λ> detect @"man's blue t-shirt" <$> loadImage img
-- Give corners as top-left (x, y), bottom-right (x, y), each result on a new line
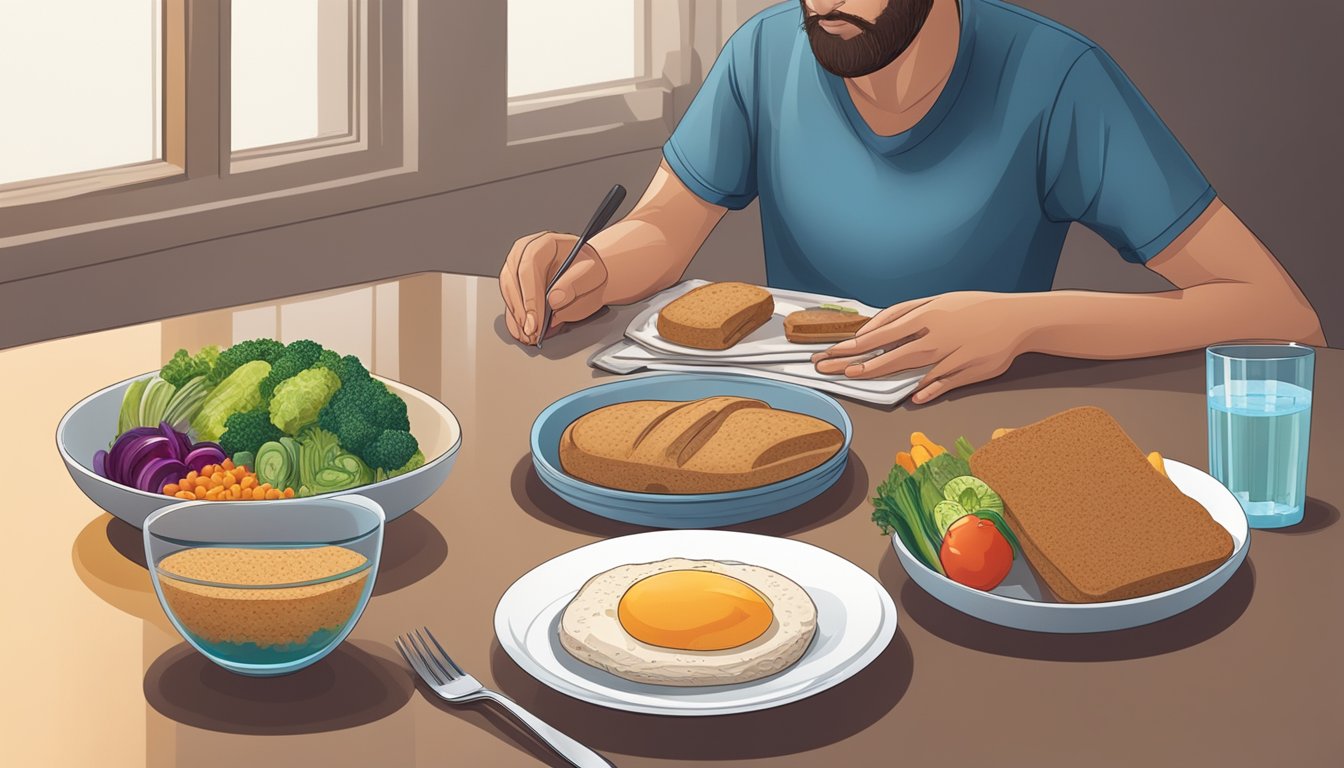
top-left (663, 0), bottom-right (1215, 306)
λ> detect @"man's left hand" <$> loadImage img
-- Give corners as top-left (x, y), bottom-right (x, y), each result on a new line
top-left (812, 292), bottom-right (1031, 404)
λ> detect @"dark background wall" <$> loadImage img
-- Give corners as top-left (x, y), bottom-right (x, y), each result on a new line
top-left (1, 0), bottom-right (1338, 348)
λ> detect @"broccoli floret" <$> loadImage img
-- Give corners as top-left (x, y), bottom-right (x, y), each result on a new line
top-left (367, 389), bottom-right (410, 431)
top-left (312, 354), bottom-right (417, 467)
top-left (219, 408), bottom-right (285, 458)
top-left (160, 345), bottom-right (220, 389)
top-left (334, 354), bottom-right (373, 385)
top-left (258, 355), bottom-right (309, 401)
top-left (256, 340), bottom-right (327, 400)
top-left (363, 429), bottom-right (419, 471)
top-left (283, 339), bottom-right (325, 366)
top-left (210, 339), bottom-right (285, 385)
top-left (314, 349), bottom-right (341, 372)
top-left (319, 406), bottom-right (382, 454)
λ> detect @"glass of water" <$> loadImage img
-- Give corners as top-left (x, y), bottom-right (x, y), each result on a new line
top-left (1207, 343), bottom-right (1315, 529)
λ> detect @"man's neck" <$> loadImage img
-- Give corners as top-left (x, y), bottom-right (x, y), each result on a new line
top-left (845, 0), bottom-right (961, 119)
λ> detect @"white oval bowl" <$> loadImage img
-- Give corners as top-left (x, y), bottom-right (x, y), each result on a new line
top-left (56, 372), bottom-right (461, 528)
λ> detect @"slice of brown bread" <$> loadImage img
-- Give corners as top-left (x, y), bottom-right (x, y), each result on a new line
top-left (783, 309), bottom-right (871, 343)
top-left (656, 282), bottom-right (774, 350)
top-left (559, 397), bottom-right (843, 494)
top-left (968, 406), bottom-right (1234, 603)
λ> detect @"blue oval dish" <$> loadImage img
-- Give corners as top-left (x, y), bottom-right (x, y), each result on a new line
top-left (529, 373), bottom-right (853, 528)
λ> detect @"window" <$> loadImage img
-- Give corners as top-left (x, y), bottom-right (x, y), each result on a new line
top-left (504, 0), bottom-right (698, 149)
top-left (231, 0), bottom-right (353, 152)
top-left (508, 0), bottom-right (641, 98)
top-left (0, 0), bottom-right (175, 193)
top-left (0, 2), bottom-right (776, 286)
top-left (0, 0), bottom-right (409, 252)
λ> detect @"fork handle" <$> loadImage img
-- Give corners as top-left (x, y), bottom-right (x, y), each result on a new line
top-left (479, 689), bottom-right (614, 768)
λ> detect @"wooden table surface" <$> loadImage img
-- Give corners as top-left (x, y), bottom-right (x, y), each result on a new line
top-left (4, 272), bottom-right (1339, 767)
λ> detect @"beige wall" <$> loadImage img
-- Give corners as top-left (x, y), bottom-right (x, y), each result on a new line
top-left (1, 0), bottom-right (1338, 348)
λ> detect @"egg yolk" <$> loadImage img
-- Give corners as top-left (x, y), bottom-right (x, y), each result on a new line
top-left (617, 570), bottom-right (773, 651)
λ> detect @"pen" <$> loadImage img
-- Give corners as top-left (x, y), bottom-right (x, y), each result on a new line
top-left (537, 183), bottom-right (627, 348)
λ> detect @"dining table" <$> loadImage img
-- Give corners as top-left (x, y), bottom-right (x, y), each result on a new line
top-left (4, 270), bottom-right (1340, 768)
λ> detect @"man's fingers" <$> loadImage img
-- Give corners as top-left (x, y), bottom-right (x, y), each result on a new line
top-left (842, 342), bottom-right (944, 380)
top-left (819, 317), bottom-right (925, 361)
top-left (502, 231), bottom-right (549, 328)
top-left (518, 234), bottom-right (561, 342)
top-left (504, 307), bottom-right (524, 343)
top-left (910, 352), bottom-right (1012, 403)
top-left (546, 250), bottom-right (604, 311)
top-left (911, 365), bottom-right (983, 404)
top-left (855, 297), bottom-right (935, 337)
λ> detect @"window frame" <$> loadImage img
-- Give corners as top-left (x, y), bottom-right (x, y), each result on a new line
top-left (0, 0), bottom-right (754, 285)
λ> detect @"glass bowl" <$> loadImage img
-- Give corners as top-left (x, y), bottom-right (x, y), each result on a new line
top-left (143, 494), bottom-right (384, 676)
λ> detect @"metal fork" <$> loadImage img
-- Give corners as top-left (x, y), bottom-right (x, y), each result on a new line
top-left (396, 628), bottom-right (614, 768)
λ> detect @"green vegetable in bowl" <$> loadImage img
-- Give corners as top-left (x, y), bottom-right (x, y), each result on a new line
top-left (363, 430), bottom-right (420, 473)
top-left (162, 375), bottom-right (212, 432)
top-left (115, 377), bottom-right (179, 439)
top-left (873, 443), bottom-right (1018, 577)
top-left (258, 339), bottom-right (328, 401)
top-left (942, 476), bottom-right (1004, 516)
top-left (219, 408), bottom-right (284, 459)
top-left (193, 360), bottom-right (271, 441)
top-left (268, 367), bottom-right (342, 435)
top-left (375, 450), bottom-right (425, 482)
top-left (117, 378), bottom-right (150, 436)
top-left (231, 451), bottom-right (255, 471)
top-left (316, 355), bottom-right (416, 470)
top-left (208, 339), bottom-right (284, 386)
top-left (295, 426), bottom-right (372, 495)
top-left (160, 345), bottom-right (220, 389)
top-left (255, 440), bottom-right (298, 490)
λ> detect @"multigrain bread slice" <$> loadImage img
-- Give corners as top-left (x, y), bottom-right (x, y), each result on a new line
top-left (559, 396), bottom-right (843, 493)
top-left (968, 406), bottom-right (1234, 603)
top-left (783, 309), bottom-right (871, 343)
top-left (656, 282), bottom-right (774, 350)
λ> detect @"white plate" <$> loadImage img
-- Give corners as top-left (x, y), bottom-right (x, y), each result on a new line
top-left (494, 530), bottom-right (898, 716)
top-left (626, 280), bottom-right (882, 363)
top-left (893, 459), bottom-right (1250, 633)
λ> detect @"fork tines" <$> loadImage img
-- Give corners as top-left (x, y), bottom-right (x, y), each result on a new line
top-left (396, 627), bottom-right (466, 686)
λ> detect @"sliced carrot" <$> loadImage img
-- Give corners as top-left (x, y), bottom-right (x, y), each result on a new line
top-left (911, 444), bottom-right (933, 467)
top-left (895, 451), bottom-right (916, 475)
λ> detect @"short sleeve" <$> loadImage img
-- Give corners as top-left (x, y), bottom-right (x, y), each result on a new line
top-left (1040, 47), bottom-right (1215, 263)
top-left (663, 22), bottom-right (760, 210)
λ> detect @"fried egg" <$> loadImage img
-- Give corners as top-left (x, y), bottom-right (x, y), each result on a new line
top-left (558, 558), bottom-right (817, 687)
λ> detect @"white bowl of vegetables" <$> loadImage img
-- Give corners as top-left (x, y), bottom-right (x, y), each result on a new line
top-left (56, 339), bottom-right (462, 528)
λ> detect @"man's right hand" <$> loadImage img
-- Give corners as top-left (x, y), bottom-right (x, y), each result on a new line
top-left (499, 231), bottom-right (609, 345)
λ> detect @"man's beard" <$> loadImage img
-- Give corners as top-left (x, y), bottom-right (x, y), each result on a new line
top-left (802, 0), bottom-right (936, 78)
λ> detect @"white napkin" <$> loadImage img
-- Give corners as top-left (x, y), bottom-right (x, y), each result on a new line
top-left (588, 338), bottom-right (928, 407)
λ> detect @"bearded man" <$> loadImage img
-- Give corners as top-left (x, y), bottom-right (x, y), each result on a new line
top-left (499, 0), bottom-right (1323, 402)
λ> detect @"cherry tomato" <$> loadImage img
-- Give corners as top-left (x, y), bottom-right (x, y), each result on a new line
top-left (939, 515), bottom-right (1012, 591)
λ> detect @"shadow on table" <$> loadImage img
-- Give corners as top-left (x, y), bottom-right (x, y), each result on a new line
top-left (880, 548), bottom-right (1255, 662)
top-left (484, 631), bottom-right (914, 762)
top-left (144, 640), bottom-right (413, 735)
top-left (1259, 497), bottom-right (1339, 535)
top-left (71, 515), bottom-right (171, 628)
top-left (510, 450), bottom-right (867, 537)
top-left (491, 307), bottom-right (618, 362)
top-left (373, 510), bottom-right (449, 595)
top-left (904, 350), bottom-right (1207, 408)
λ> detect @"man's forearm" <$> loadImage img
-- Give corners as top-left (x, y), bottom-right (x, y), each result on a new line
top-left (1018, 285), bottom-right (1325, 360)
top-left (586, 161), bottom-right (727, 307)
top-left (586, 217), bottom-right (697, 306)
